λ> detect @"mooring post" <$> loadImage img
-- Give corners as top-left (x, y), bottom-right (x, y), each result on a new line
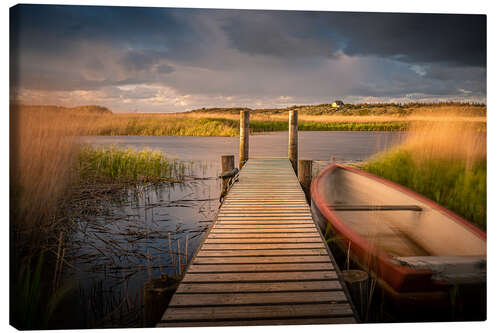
top-left (342, 270), bottom-right (369, 322)
top-left (239, 110), bottom-right (250, 169)
top-left (298, 160), bottom-right (313, 201)
top-left (288, 109), bottom-right (298, 174)
top-left (221, 155), bottom-right (235, 194)
top-left (143, 275), bottom-right (180, 327)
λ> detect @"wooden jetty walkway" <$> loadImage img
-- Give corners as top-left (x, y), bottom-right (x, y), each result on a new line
top-left (158, 158), bottom-right (357, 327)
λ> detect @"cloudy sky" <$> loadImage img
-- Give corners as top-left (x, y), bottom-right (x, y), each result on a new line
top-left (10, 4), bottom-right (486, 112)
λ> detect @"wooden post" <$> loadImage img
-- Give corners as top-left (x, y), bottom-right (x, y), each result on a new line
top-left (342, 269), bottom-right (369, 322)
top-left (143, 275), bottom-right (180, 327)
top-left (239, 110), bottom-right (249, 169)
top-left (288, 109), bottom-right (298, 174)
top-left (299, 160), bottom-right (313, 201)
top-left (221, 155), bottom-right (235, 195)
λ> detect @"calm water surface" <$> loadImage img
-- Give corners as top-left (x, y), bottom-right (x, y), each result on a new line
top-left (64, 131), bottom-right (403, 327)
top-left (82, 131), bottom-right (403, 162)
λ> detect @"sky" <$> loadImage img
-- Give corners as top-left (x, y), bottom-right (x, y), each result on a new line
top-left (10, 4), bottom-right (486, 112)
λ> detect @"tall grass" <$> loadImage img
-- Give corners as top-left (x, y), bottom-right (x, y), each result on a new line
top-left (11, 107), bottom-right (84, 253)
top-left (92, 116), bottom-right (238, 136)
top-left (9, 106), bottom-right (193, 329)
top-left (363, 121), bottom-right (486, 229)
top-left (78, 146), bottom-right (188, 184)
top-left (248, 120), bottom-right (408, 132)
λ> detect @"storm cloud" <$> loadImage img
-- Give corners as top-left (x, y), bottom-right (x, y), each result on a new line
top-left (10, 5), bottom-right (486, 112)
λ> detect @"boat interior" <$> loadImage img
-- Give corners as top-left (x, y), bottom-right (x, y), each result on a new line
top-left (319, 167), bottom-right (486, 282)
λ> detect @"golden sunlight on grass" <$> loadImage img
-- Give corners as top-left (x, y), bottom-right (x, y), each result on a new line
top-left (11, 108), bottom-right (85, 251)
top-left (364, 118), bottom-right (486, 229)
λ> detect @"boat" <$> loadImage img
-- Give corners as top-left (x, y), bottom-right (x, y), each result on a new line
top-left (310, 162), bottom-right (486, 311)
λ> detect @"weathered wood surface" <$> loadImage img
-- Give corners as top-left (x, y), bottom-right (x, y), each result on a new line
top-left (158, 158), bottom-right (356, 327)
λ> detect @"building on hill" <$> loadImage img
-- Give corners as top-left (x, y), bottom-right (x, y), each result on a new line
top-left (332, 100), bottom-right (344, 108)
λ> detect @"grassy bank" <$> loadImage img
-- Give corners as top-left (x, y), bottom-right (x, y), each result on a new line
top-left (189, 102), bottom-right (486, 117)
top-left (249, 120), bottom-right (408, 132)
top-left (13, 104), bottom-right (486, 138)
top-left (362, 121), bottom-right (486, 230)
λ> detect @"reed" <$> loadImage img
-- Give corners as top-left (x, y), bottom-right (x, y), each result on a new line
top-left (363, 120), bottom-right (486, 229)
top-left (91, 116), bottom-right (238, 137)
top-left (10, 107), bottom-right (84, 254)
top-left (78, 146), bottom-right (188, 184)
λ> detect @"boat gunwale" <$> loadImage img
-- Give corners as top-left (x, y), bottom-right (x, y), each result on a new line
top-left (310, 162), bottom-right (486, 292)
top-left (333, 164), bottom-right (486, 241)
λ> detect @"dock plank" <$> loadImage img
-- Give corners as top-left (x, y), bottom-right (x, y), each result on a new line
top-left (193, 255), bottom-right (332, 264)
top-left (188, 263), bottom-right (334, 273)
top-left (205, 237), bottom-right (323, 243)
top-left (158, 317), bottom-right (357, 327)
top-left (169, 291), bottom-right (347, 306)
top-left (182, 271), bottom-right (337, 282)
top-left (176, 280), bottom-right (343, 293)
top-left (196, 249), bottom-right (328, 256)
top-left (201, 243), bottom-right (325, 250)
top-left (161, 303), bottom-right (353, 322)
top-left (208, 232), bottom-right (320, 238)
top-left (159, 158), bottom-right (356, 327)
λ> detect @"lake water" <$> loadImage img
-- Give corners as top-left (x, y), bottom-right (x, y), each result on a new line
top-left (82, 131), bottom-right (403, 162)
top-left (63, 131), bottom-right (404, 328)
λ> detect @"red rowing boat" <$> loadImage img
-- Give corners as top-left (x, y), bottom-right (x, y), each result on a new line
top-left (311, 162), bottom-right (486, 306)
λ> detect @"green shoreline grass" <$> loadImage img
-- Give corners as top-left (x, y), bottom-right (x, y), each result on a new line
top-left (78, 146), bottom-right (189, 184)
top-left (93, 118), bottom-right (410, 136)
top-left (362, 149), bottom-right (486, 230)
top-left (95, 118), bottom-right (239, 137)
top-left (253, 120), bottom-right (409, 132)
top-left (92, 118), bottom-right (485, 137)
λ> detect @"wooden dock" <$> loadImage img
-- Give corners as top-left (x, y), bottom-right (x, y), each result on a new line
top-left (158, 158), bottom-right (357, 327)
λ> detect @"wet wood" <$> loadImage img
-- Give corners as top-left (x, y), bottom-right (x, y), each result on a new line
top-left (158, 158), bottom-right (356, 327)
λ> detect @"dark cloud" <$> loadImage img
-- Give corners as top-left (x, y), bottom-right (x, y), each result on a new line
top-left (220, 11), bottom-right (338, 58)
top-left (120, 50), bottom-right (170, 72)
top-left (218, 10), bottom-right (485, 67)
top-left (325, 12), bottom-right (486, 67)
top-left (10, 4), bottom-right (486, 111)
top-left (156, 64), bottom-right (175, 74)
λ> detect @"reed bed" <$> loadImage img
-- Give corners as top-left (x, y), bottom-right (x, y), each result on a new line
top-left (10, 106), bottom-right (199, 329)
top-left (78, 146), bottom-right (188, 184)
top-left (91, 115), bottom-right (238, 136)
top-left (12, 104), bottom-right (486, 141)
top-left (363, 120), bottom-right (486, 229)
